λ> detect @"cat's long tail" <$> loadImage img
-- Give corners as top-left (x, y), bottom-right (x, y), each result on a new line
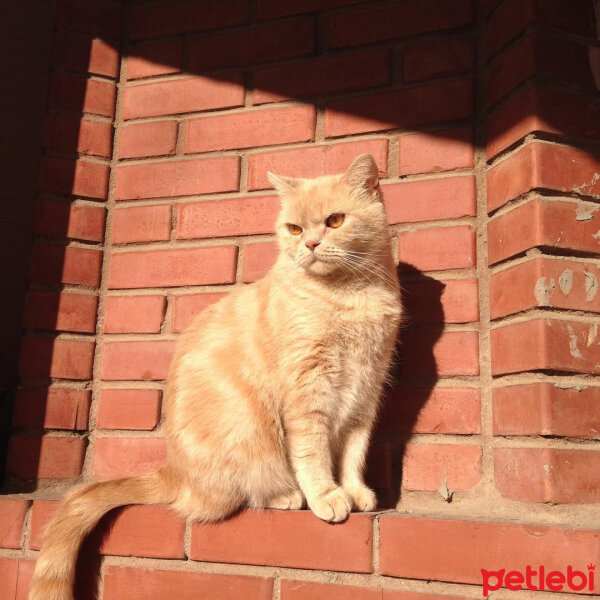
top-left (28, 468), bottom-right (179, 600)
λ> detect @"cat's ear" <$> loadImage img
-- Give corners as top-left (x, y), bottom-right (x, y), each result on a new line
top-left (343, 153), bottom-right (380, 194)
top-left (267, 172), bottom-right (299, 196)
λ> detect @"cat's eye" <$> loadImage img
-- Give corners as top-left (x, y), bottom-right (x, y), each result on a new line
top-left (286, 223), bottom-right (303, 236)
top-left (326, 213), bottom-right (345, 229)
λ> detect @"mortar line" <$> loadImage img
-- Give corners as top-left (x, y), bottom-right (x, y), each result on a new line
top-left (372, 513), bottom-right (380, 574)
top-left (86, 7), bottom-right (130, 482)
top-left (474, 0), bottom-right (495, 502)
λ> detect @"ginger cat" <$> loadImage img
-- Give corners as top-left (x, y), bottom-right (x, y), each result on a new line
top-left (29, 153), bottom-right (402, 600)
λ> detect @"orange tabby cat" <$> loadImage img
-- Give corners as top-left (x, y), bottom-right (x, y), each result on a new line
top-left (29, 153), bottom-right (402, 600)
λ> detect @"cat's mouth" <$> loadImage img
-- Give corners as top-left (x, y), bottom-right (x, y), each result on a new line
top-left (300, 252), bottom-right (341, 276)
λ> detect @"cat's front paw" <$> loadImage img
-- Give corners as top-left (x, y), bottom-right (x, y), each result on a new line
top-left (309, 487), bottom-right (352, 523)
top-left (266, 489), bottom-right (305, 510)
top-left (344, 483), bottom-right (377, 512)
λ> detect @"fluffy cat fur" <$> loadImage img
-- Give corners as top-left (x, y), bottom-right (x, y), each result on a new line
top-left (29, 153), bottom-right (402, 600)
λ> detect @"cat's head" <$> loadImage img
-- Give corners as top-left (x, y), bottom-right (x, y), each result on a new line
top-left (269, 154), bottom-right (391, 278)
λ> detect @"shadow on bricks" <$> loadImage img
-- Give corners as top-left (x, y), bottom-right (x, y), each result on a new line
top-left (367, 263), bottom-right (443, 508)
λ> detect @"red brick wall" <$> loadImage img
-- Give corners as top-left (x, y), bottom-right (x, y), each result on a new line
top-left (2, 0), bottom-right (600, 598)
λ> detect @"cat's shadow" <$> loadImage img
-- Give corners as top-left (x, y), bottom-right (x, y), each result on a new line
top-left (367, 262), bottom-right (444, 508)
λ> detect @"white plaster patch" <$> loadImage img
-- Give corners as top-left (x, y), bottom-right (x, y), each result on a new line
top-left (584, 271), bottom-right (598, 301)
top-left (575, 204), bottom-right (599, 221)
top-left (534, 276), bottom-right (555, 306)
top-left (568, 325), bottom-right (582, 359)
top-left (558, 269), bottom-right (573, 295)
top-left (554, 383), bottom-right (587, 391)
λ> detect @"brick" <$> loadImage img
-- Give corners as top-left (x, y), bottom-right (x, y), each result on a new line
top-left (30, 502), bottom-right (183, 558)
top-left (258, 0), bottom-right (362, 19)
top-left (397, 128), bottom-right (474, 176)
top-left (0, 558), bottom-right (34, 600)
top-left (171, 293), bottom-right (227, 332)
top-left (325, 79), bottom-right (473, 137)
top-left (490, 257), bottom-right (600, 319)
top-left (495, 447), bottom-right (600, 503)
top-left (19, 337), bottom-right (95, 380)
top-left (403, 36), bottom-right (473, 83)
top-left (486, 0), bottom-right (596, 58)
top-left (29, 501), bottom-right (57, 549)
top-left (248, 139), bottom-right (388, 190)
top-left (115, 157), bottom-right (240, 200)
top-left (178, 195), bottom-right (279, 239)
top-left (402, 444), bottom-right (481, 491)
top-left (12, 388), bottom-right (90, 430)
top-left (328, 0), bottom-right (473, 48)
top-left (96, 505), bottom-right (182, 557)
top-left (383, 176), bottom-right (476, 224)
top-left (488, 199), bottom-right (600, 264)
top-left (485, 0), bottom-right (504, 13)
top-left (365, 441), bottom-right (392, 489)
top-left (38, 156), bottom-right (109, 199)
top-left (491, 319), bottom-right (600, 375)
top-left (44, 114), bottom-right (113, 157)
top-left (6, 436), bottom-right (85, 479)
top-left (253, 50), bottom-right (390, 104)
top-left (400, 279), bottom-right (479, 324)
top-left (122, 75), bottom-right (245, 119)
top-left (243, 242), bottom-right (279, 282)
top-left (379, 515), bottom-right (600, 585)
top-left (34, 199), bottom-right (106, 242)
top-left (130, 0), bottom-right (249, 40)
top-left (119, 121), bottom-right (178, 159)
top-left (191, 510), bottom-right (373, 572)
top-left (486, 88), bottom-right (600, 159)
top-left (104, 566), bottom-right (273, 600)
top-left (127, 40), bottom-right (183, 79)
top-left (104, 295), bottom-right (166, 333)
top-left (55, 0), bottom-right (122, 38)
top-left (16, 561), bottom-right (34, 600)
top-left (486, 33), bottom-right (596, 108)
top-left (97, 389), bottom-right (161, 430)
top-left (23, 290), bottom-right (98, 333)
top-left (109, 246), bottom-right (238, 289)
top-left (29, 244), bottom-right (102, 287)
top-left (493, 383), bottom-right (600, 438)
top-left (48, 73), bottom-right (116, 118)
top-left (53, 33), bottom-right (119, 78)
top-left (282, 580), bottom-right (376, 600)
top-left (92, 437), bottom-right (166, 477)
top-left (398, 330), bottom-right (480, 377)
top-left (188, 18), bottom-right (314, 71)
top-left (398, 226), bottom-right (476, 272)
top-left (282, 583), bottom-right (466, 600)
top-left (111, 205), bottom-right (172, 243)
top-left (378, 387), bottom-right (481, 434)
top-left (184, 106), bottom-right (315, 153)
top-left (101, 340), bottom-right (175, 381)
top-left (0, 500), bottom-right (28, 549)
top-left (0, 558), bottom-right (17, 598)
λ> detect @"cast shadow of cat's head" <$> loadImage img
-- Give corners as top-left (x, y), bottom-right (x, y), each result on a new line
top-left (367, 262), bottom-right (445, 508)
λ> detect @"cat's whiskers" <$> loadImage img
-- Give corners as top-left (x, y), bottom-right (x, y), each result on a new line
top-left (310, 244), bottom-right (397, 288)
top-left (342, 254), bottom-right (398, 289)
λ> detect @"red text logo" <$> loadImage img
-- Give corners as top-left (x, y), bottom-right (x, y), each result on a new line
top-left (481, 564), bottom-right (595, 596)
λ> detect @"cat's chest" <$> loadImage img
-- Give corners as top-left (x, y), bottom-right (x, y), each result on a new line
top-left (327, 290), bottom-right (401, 343)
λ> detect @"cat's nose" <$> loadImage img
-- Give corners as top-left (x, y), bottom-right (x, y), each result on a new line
top-left (305, 239), bottom-right (321, 252)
